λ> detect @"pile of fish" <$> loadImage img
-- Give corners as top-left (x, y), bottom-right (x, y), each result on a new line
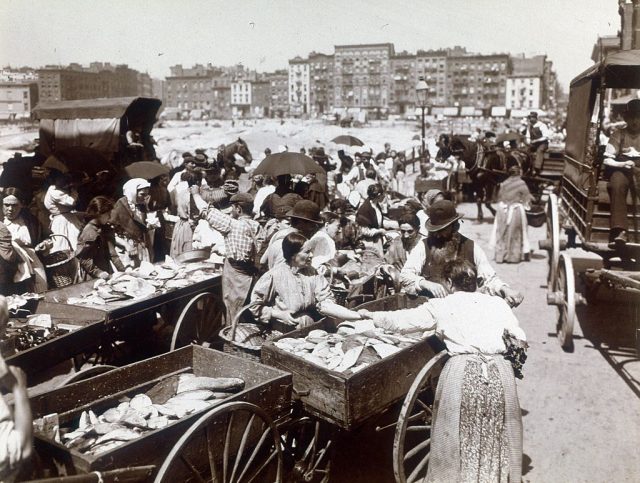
top-left (56, 374), bottom-right (244, 455)
top-left (66, 259), bottom-right (219, 306)
top-left (273, 322), bottom-right (422, 375)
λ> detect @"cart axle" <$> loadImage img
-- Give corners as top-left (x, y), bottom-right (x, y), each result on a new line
top-left (547, 291), bottom-right (586, 306)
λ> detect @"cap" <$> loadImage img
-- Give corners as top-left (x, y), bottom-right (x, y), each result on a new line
top-left (287, 200), bottom-right (322, 224)
top-left (229, 192), bottom-right (254, 205)
top-left (426, 200), bottom-right (463, 232)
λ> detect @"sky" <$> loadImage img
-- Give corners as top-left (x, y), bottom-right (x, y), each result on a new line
top-left (0, 0), bottom-right (621, 87)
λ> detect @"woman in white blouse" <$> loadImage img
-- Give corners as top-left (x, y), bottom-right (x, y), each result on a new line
top-left (359, 259), bottom-right (526, 483)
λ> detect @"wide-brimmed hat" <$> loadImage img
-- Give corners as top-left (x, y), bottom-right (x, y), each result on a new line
top-left (527, 111), bottom-right (538, 119)
top-left (194, 154), bottom-right (207, 166)
top-left (287, 200), bottom-right (322, 224)
top-left (426, 200), bottom-right (462, 231)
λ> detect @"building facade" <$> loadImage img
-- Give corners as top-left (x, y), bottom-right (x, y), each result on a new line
top-left (308, 52), bottom-right (333, 115)
top-left (506, 55), bottom-right (545, 110)
top-left (416, 49), bottom-right (449, 107)
top-left (390, 51), bottom-right (417, 115)
top-left (288, 57), bottom-right (310, 115)
top-left (0, 82), bottom-right (38, 120)
top-left (265, 70), bottom-right (289, 117)
top-left (446, 52), bottom-right (510, 110)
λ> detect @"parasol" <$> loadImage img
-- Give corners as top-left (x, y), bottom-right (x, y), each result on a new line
top-left (331, 135), bottom-right (365, 147)
top-left (124, 161), bottom-right (170, 180)
top-left (252, 152), bottom-right (324, 177)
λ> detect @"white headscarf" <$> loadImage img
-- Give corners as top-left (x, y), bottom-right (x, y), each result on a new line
top-left (123, 178), bottom-right (151, 204)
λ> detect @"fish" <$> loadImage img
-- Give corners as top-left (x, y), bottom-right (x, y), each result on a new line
top-left (176, 376), bottom-right (244, 394)
top-left (170, 389), bottom-right (214, 401)
top-left (101, 408), bottom-right (123, 424)
top-left (94, 427), bottom-right (141, 446)
top-left (152, 404), bottom-right (178, 418)
top-left (120, 409), bottom-right (148, 429)
top-left (130, 394), bottom-right (153, 411)
top-left (147, 416), bottom-right (170, 430)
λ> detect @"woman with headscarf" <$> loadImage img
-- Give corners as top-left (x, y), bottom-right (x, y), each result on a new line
top-left (490, 165), bottom-right (534, 263)
top-left (2, 188), bottom-right (47, 293)
top-left (43, 171), bottom-right (84, 252)
top-left (110, 178), bottom-right (154, 269)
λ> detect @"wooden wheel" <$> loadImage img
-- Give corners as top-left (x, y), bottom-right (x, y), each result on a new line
top-left (280, 417), bottom-right (332, 483)
top-left (170, 292), bottom-right (223, 351)
top-left (60, 365), bottom-right (116, 386)
top-left (393, 352), bottom-right (449, 483)
top-left (556, 253), bottom-right (576, 352)
top-left (546, 193), bottom-right (560, 292)
top-left (154, 401), bottom-right (283, 483)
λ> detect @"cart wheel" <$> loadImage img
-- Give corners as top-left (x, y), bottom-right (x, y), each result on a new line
top-left (556, 253), bottom-right (576, 352)
top-left (154, 401), bottom-right (283, 483)
top-left (280, 417), bottom-right (332, 483)
top-left (170, 292), bottom-right (223, 351)
top-left (546, 193), bottom-right (560, 292)
top-left (59, 365), bottom-right (116, 386)
top-left (393, 352), bottom-right (449, 483)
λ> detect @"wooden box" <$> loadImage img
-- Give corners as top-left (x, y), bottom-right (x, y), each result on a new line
top-left (29, 345), bottom-right (292, 475)
top-left (261, 294), bottom-right (442, 430)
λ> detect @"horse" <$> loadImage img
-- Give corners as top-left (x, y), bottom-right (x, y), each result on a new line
top-left (216, 138), bottom-right (252, 180)
top-left (451, 136), bottom-right (540, 220)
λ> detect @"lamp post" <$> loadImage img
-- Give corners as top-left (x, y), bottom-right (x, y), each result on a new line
top-left (416, 76), bottom-right (429, 161)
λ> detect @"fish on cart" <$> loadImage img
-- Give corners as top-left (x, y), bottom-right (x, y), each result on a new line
top-left (39, 374), bottom-right (245, 455)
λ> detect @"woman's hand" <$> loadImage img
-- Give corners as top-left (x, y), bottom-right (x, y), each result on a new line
top-left (357, 309), bottom-right (374, 320)
top-left (500, 286), bottom-right (524, 307)
top-left (271, 308), bottom-right (298, 326)
top-left (419, 280), bottom-right (448, 298)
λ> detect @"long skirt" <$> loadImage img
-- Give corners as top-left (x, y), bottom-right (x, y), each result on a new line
top-left (490, 202), bottom-right (530, 264)
top-left (427, 354), bottom-right (522, 483)
top-left (170, 219), bottom-right (193, 258)
top-left (49, 213), bottom-right (83, 252)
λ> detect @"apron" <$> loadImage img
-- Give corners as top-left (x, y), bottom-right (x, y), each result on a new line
top-left (222, 258), bottom-right (256, 326)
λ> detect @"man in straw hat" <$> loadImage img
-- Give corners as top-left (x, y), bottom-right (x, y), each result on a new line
top-left (400, 200), bottom-right (523, 306)
top-left (603, 98), bottom-right (640, 246)
top-left (192, 189), bottom-right (261, 325)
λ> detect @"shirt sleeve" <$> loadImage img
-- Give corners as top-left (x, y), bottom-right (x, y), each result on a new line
top-left (248, 271), bottom-right (276, 324)
top-left (400, 240), bottom-right (426, 294)
top-left (539, 122), bottom-right (551, 140)
top-left (50, 188), bottom-right (77, 207)
top-left (204, 207), bottom-right (233, 235)
top-left (606, 129), bottom-right (622, 156)
top-left (370, 302), bottom-right (437, 334)
top-left (474, 244), bottom-right (508, 295)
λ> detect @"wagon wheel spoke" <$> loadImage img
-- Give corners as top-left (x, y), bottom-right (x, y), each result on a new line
top-left (245, 447), bottom-right (280, 483)
top-left (407, 453), bottom-right (430, 483)
top-left (229, 413), bottom-right (256, 483)
top-left (205, 425), bottom-right (220, 483)
top-left (179, 454), bottom-right (207, 483)
top-left (235, 423), bottom-right (272, 482)
top-left (406, 425), bottom-right (431, 432)
top-left (222, 411), bottom-right (235, 482)
top-left (404, 438), bottom-right (431, 462)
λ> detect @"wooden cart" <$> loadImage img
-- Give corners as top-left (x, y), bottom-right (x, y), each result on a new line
top-left (28, 345), bottom-right (292, 482)
top-left (542, 50), bottom-right (640, 352)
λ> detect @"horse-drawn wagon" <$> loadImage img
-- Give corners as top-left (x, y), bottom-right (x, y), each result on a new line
top-left (23, 294), bottom-right (447, 483)
top-left (542, 49), bottom-right (640, 352)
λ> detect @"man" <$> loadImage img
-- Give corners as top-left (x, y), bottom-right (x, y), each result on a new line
top-left (261, 200), bottom-right (323, 269)
top-left (385, 213), bottom-right (424, 270)
top-left (375, 142), bottom-right (392, 161)
top-left (192, 190), bottom-right (260, 325)
top-left (401, 199), bottom-right (523, 306)
top-left (525, 111), bottom-right (550, 174)
top-left (604, 98), bottom-right (640, 246)
top-left (435, 134), bottom-right (452, 163)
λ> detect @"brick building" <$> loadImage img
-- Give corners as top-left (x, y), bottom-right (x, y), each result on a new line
top-left (0, 82), bottom-right (38, 120)
top-left (308, 52), bottom-right (333, 115)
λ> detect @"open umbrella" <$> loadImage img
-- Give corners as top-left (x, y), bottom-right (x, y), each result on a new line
top-left (124, 161), bottom-right (170, 180)
top-left (331, 135), bottom-right (364, 147)
top-left (252, 152), bottom-right (324, 177)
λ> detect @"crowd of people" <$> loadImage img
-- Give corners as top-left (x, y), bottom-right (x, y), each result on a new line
top-left (0, 130), bottom-right (538, 481)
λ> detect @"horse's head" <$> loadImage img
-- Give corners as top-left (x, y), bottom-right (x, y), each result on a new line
top-left (236, 137), bottom-right (252, 163)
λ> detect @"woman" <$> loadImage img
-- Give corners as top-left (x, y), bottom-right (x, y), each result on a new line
top-left (110, 178), bottom-right (154, 269)
top-left (43, 171), bottom-right (84, 252)
top-left (148, 173), bottom-right (173, 261)
top-left (359, 259), bottom-right (526, 483)
top-left (490, 165), bottom-right (534, 263)
top-left (249, 232), bottom-right (359, 329)
top-left (76, 196), bottom-right (125, 280)
top-left (305, 212), bottom-right (341, 270)
top-left (170, 170), bottom-right (202, 258)
top-left (2, 188), bottom-right (47, 293)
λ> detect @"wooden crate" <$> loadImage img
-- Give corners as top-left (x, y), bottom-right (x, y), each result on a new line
top-left (30, 346), bottom-right (292, 475)
top-left (261, 295), bottom-right (442, 431)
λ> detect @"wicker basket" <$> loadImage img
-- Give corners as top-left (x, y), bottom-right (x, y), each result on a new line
top-left (38, 235), bottom-right (78, 289)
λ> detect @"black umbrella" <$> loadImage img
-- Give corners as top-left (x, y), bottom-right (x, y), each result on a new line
top-left (252, 152), bottom-right (324, 177)
top-left (331, 135), bottom-right (365, 147)
top-left (124, 161), bottom-right (170, 180)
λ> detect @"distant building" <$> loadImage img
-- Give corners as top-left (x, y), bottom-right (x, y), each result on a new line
top-left (288, 56), bottom-right (310, 115)
top-left (0, 82), bottom-right (38, 120)
top-left (251, 80), bottom-right (271, 118)
top-left (0, 68), bottom-right (37, 83)
top-left (591, 35), bottom-right (621, 63)
top-left (308, 52), bottom-right (333, 115)
top-left (333, 43), bottom-right (394, 116)
top-left (416, 49), bottom-right (449, 107)
top-left (265, 70), bottom-right (289, 117)
top-left (231, 76), bottom-right (252, 118)
top-left (619, 0), bottom-right (640, 50)
top-left (37, 63), bottom-right (146, 103)
top-left (506, 55), bottom-right (546, 110)
top-left (447, 52), bottom-right (510, 110)
top-left (390, 51), bottom-right (417, 115)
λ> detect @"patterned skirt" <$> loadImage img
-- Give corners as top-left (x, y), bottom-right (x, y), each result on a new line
top-left (427, 354), bottom-right (522, 483)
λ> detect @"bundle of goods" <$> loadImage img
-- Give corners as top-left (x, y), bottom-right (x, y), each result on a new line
top-left (273, 321), bottom-right (423, 375)
top-left (35, 374), bottom-right (245, 456)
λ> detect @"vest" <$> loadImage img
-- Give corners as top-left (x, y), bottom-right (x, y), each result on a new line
top-left (421, 234), bottom-right (475, 284)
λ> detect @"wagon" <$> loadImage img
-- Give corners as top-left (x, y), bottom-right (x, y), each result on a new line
top-left (25, 295), bottom-right (448, 482)
top-left (542, 49), bottom-right (640, 352)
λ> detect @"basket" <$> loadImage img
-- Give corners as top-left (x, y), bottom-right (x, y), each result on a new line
top-left (526, 204), bottom-right (546, 228)
top-left (38, 235), bottom-right (78, 289)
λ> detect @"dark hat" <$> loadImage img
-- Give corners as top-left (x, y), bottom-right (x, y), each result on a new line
top-left (624, 98), bottom-right (640, 115)
top-left (223, 180), bottom-right (239, 196)
top-left (195, 148), bottom-right (206, 155)
top-left (194, 154), bottom-right (207, 166)
top-left (182, 152), bottom-right (194, 159)
top-left (426, 200), bottom-right (462, 231)
top-left (528, 111), bottom-right (538, 118)
top-left (485, 131), bottom-right (496, 139)
top-left (287, 200), bottom-right (322, 224)
top-left (230, 192), bottom-right (254, 205)
top-left (184, 155), bottom-right (196, 164)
